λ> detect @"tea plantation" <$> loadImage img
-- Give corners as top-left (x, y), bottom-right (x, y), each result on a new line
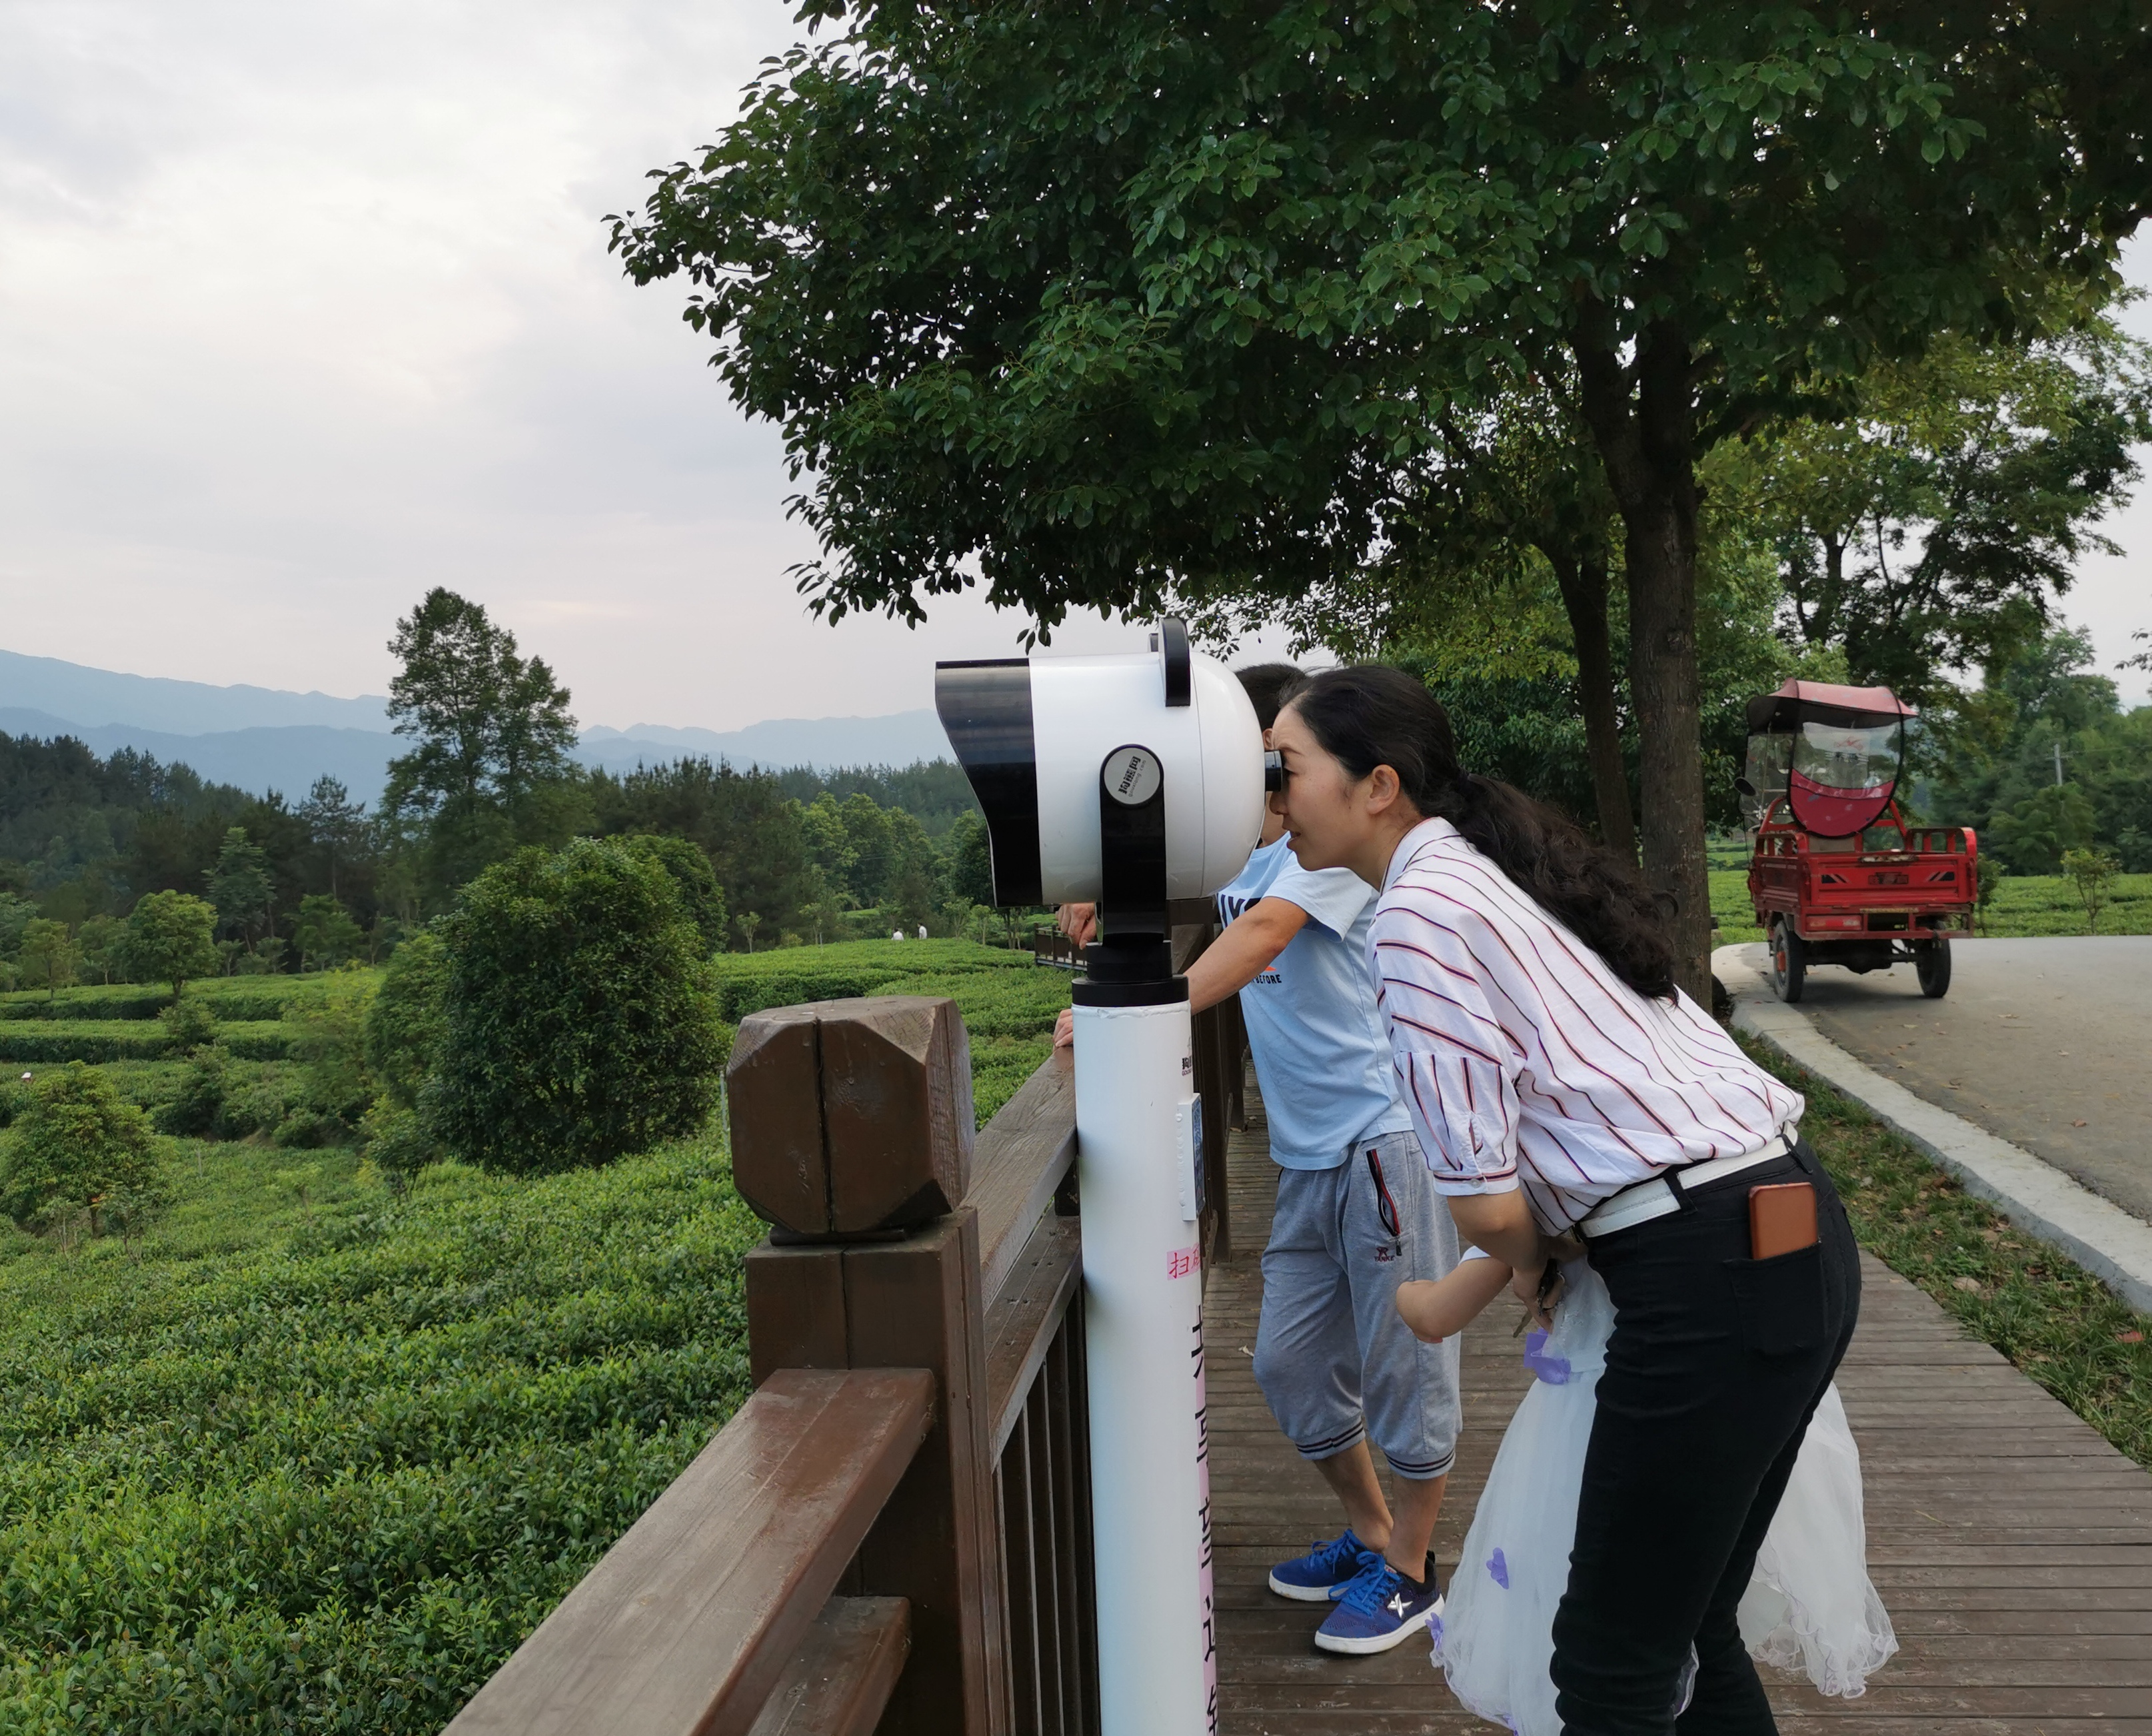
top-left (0, 939), bottom-right (1069, 1734)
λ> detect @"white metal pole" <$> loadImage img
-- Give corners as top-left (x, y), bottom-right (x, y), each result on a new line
top-left (1074, 995), bottom-right (1216, 1736)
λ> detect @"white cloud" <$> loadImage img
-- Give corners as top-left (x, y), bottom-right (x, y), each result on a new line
top-left (0, 3), bottom-right (2142, 723)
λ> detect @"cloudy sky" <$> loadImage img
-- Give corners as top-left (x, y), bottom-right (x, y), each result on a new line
top-left (3, 0), bottom-right (2147, 730)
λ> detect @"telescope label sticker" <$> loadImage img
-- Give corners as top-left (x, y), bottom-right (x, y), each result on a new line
top-left (1104, 745), bottom-right (1163, 806)
top-left (1167, 1246), bottom-right (1200, 1281)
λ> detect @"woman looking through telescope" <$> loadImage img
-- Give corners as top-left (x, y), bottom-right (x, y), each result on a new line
top-left (1056, 662), bottom-right (1464, 1657)
top-left (1268, 665), bottom-right (1859, 1735)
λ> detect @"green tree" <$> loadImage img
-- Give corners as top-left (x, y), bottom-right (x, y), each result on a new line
top-left (15, 918), bottom-right (80, 1002)
top-left (427, 838), bottom-right (726, 1175)
top-left (76, 913), bottom-right (127, 984)
top-left (1722, 325), bottom-right (2152, 707)
top-left (119, 890), bottom-right (220, 1000)
top-left (157, 993), bottom-right (219, 1056)
top-left (2061, 846), bottom-right (2121, 934)
top-left (297, 775), bottom-right (368, 899)
top-left (384, 588), bottom-right (583, 893)
top-left (586, 758), bottom-right (816, 944)
top-left (614, 4), bottom-right (2130, 996)
top-left (293, 894), bottom-right (365, 972)
top-left (0, 1062), bottom-right (166, 1233)
top-left (1988, 784), bottom-right (2099, 875)
top-left (204, 826), bottom-right (273, 954)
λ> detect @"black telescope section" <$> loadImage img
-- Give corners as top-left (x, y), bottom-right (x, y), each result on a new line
top-left (1160, 618), bottom-right (1192, 708)
top-left (1264, 749), bottom-right (1285, 793)
top-left (1076, 743), bottom-right (1181, 1007)
top-left (934, 659), bottom-right (1042, 907)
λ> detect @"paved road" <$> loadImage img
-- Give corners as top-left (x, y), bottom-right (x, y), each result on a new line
top-left (1745, 936), bottom-right (2152, 1222)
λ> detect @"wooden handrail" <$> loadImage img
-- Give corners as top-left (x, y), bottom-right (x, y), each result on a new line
top-left (983, 1212), bottom-right (1084, 1456)
top-left (444, 1369), bottom-right (934, 1736)
top-left (969, 1047), bottom-right (1077, 1309)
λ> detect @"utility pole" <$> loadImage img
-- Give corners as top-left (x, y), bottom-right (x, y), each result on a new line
top-left (2054, 740), bottom-right (2066, 786)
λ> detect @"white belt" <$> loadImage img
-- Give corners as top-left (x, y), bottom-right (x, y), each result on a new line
top-left (1576, 1130), bottom-right (1798, 1240)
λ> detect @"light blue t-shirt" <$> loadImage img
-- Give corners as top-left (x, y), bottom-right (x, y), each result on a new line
top-left (1216, 837), bottom-right (1412, 1170)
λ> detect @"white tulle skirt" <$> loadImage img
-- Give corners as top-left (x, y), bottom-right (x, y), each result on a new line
top-left (1436, 1262), bottom-right (1895, 1732)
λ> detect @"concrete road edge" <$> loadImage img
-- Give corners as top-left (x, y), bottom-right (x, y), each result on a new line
top-left (1714, 942), bottom-right (2152, 1319)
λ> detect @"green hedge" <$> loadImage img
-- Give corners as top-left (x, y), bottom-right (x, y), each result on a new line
top-left (0, 977), bottom-right (365, 1024)
top-left (706, 938), bottom-right (1037, 1024)
top-left (0, 1022), bottom-right (292, 1064)
top-left (0, 1134), bottom-right (762, 1734)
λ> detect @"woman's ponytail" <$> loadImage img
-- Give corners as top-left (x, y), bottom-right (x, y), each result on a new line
top-left (1286, 666), bottom-right (1677, 1001)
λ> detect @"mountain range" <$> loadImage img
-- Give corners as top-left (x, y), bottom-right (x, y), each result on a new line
top-left (0, 648), bottom-right (954, 802)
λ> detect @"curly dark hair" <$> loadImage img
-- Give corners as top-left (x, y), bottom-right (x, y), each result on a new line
top-left (1284, 665), bottom-right (1676, 1000)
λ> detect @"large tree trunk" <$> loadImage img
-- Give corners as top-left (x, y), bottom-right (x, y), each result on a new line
top-left (1545, 547), bottom-right (1637, 862)
top-left (1572, 315), bottom-right (1714, 1003)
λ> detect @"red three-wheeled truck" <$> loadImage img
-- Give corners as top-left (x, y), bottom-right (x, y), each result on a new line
top-left (1738, 680), bottom-right (1979, 1004)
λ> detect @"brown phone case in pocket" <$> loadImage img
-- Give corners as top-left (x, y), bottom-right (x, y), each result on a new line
top-left (1749, 1182), bottom-right (1819, 1260)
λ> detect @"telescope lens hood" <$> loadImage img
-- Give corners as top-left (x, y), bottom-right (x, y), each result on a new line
top-left (1072, 940), bottom-right (1187, 1008)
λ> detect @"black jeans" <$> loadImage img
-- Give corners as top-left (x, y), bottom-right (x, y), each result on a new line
top-left (1550, 1142), bottom-right (1861, 1734)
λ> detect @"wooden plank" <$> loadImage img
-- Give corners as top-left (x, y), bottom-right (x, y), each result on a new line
top-left (445, 1369), bottom-right (933, 1736)
top-left (982, 1212), bottom-right (1083, 1457)
top-left (1200, 1069), bottom-right (2152, 1729)
top-left (968, 1046), bottom-right (1077, 1309)
top-left (746, 1597), bottom-right (912, 1736)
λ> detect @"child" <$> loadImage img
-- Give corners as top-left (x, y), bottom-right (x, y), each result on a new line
top-left (1397, 1253), bottom-right (1897, 1731)
top-left (1394, 1246), bottom-right (1516, 1343)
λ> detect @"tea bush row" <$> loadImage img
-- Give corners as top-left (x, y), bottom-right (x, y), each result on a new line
top-left (0, 1021), bottom-right (293, 1064)
top-left (0, 978), bottom-right (343, 1024)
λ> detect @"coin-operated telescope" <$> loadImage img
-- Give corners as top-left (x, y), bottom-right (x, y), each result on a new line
top-left (937, 622), bottom-right (1265, 1736)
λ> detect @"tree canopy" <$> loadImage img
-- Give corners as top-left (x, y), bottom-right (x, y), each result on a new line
top-left (614, 0), bottom-right (2143, 992)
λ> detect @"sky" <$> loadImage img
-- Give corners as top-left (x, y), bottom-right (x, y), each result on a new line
top-left (1, 0), bottom-right (2146, 730)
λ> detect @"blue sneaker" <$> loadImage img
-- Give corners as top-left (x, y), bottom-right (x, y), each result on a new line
top-left (1268, 1529), bottom-right (1374, 1602)
top-left (1314, 1553), bottom-right (1444, 1655)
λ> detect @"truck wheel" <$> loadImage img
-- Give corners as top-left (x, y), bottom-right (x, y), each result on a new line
top-left (1769, 922), bottom-right (1806, 1004)
top-left (1915, 938), bottom-right (1952, 999)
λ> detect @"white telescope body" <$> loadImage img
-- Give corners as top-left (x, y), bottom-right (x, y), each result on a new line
top-left (936, 625), bottom-right (1264, 1736)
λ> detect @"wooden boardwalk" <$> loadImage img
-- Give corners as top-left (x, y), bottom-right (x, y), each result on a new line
top-left (1207, 1084), bottom-right (2152, 1733)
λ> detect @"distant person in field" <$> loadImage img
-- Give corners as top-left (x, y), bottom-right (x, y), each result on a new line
top-left (1056, 662), bottom-right (1461, 1656)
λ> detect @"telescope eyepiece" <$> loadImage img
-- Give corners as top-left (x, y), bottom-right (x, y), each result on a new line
top-left (1263, 750), bottom-right (1287, 794)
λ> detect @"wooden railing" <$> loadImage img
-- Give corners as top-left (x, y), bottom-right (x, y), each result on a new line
top-left (446, 924), bottom-right (1242, 1736)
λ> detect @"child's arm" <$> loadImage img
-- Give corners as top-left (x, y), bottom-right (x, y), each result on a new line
top-left (1395, 1248), bottom-right (1515, 1343)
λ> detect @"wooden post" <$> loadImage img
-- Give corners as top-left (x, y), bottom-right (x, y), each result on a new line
top-left (735, 996), bottom-right (1008, 1736)
top-left (730, 996), bottom-right (974, 1236)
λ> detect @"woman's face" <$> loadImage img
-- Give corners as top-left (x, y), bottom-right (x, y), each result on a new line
top-left (1269, 701), bottom-right (1387, 877)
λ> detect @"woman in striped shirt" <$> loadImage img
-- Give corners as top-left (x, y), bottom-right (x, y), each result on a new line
top-left (1270, 665), bottom-right (1860, 1735)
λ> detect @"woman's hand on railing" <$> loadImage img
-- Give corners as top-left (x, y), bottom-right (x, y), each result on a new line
top-left (1054, 1007), bottom-right (1074, 1049)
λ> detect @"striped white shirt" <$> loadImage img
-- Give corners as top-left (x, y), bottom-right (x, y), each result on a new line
top-left (1368, 816), bottom-right (1803, 1234)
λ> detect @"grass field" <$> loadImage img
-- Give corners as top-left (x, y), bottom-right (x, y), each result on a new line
top-left (1711, 868), bottom-right (2152, 944)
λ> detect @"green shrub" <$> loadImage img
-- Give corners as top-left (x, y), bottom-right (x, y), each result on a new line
top-left (364, 932), bottom-right (445, 1111)
top-left (159, 993), bottom-right (220, 1056)
top-left (0, 1061), bottom-right (167, 1230)
top-left (618, 834), bottom-right (729, 955)
top-left (157, 1044), bottom-right (233, 1138)
top-left (285, 973), bottom-right (375, 1119)
top-left (429, 840), bottom-right (726, 1176)
top-left (362, 1098), bottom-right (440, 1182)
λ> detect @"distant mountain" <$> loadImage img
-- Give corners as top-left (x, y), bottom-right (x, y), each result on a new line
top-left (0, 648), bottom-right (391, 734)
top-left (0, 650), bottom-right (959, 802)
top-left (576, 710), bottom-right (954, 776)
top-left (0, 708), bottom-right (399, 802)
